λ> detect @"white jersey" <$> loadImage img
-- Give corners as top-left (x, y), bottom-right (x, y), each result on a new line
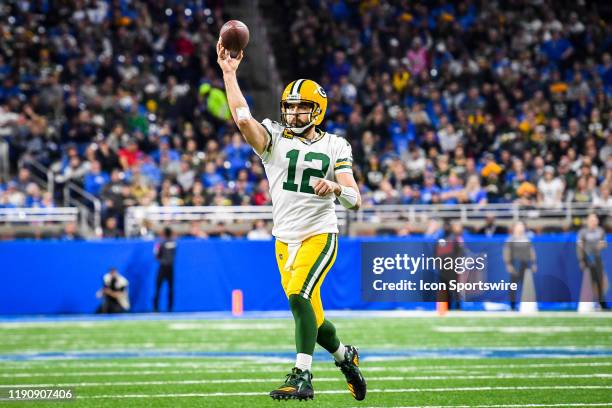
top-left (257, 119), bottom-right (353, 243)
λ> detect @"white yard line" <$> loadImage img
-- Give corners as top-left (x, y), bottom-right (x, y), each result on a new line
top-left (0, 310), bottom-right (610, 329)
top-left (1, 361), bottom-right (610, 373)
top-left (1, 373), bottom-right (610, 388)
top-left (76, 385), bottom-right (612, 399)
top-left (0, 361), bottom-right (265, 370)
top-left (1, 345), bottom-right (609, 358)
top-left (352, 404), bottom-right (612, 408)
top-left (434, 326), bottom-right (612, 333)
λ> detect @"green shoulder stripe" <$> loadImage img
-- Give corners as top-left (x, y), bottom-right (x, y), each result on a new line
top-left (335, 165), bottom-right (352, 170)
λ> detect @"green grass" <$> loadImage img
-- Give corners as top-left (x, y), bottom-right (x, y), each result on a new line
top-left (0, 313), bottom-right (611, 407)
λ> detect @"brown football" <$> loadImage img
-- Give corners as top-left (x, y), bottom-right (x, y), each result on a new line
top-left (220, 20), bottom-right (249, 54)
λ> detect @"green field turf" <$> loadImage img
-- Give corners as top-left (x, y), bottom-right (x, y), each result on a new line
top-left (0, 312), bottom-right (611, 407)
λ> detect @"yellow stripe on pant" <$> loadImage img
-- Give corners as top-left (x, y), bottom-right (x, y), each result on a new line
top-left (275, 233), bottom-right (338, 328)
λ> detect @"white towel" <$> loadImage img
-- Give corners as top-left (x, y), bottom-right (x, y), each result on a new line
top-left (284, 242), bottom-right (302, 271)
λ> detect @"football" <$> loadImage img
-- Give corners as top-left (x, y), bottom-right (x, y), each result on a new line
top-left (220, 20), bottom-right (249, 54)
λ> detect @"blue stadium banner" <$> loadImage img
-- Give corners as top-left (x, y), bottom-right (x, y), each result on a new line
top-left (361, 240), bottom-right (612, 303)
top-left (1, 237), bottom-right (610, 314)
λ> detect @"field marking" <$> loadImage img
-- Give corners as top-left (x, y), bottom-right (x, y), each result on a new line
top-left (76, 385), bottom-right (612, 399)
top-left (0, 370), bottom-right (216, 378)
top-left (0, 310), bottom-right (610, 330)
top-left (1, 321), bottom-right (610, 334)
top-left (0, 361), bottom-right (272, 370)
top-left (1, 360), bottom-right (610, 373)
top-left (1, 310), bottom-right (611, 325)
top-left (353, 404), bottom-right (612, 408)
top-left (3, 344), bottom-right (611, 355)
top-left (2, 347), bottom-right (611, 362)
top-left (435, 326), bottom-right (612, 333)
top-left (168, 322), bottom-right (288, 331)
top-left (1, 373), bottom-right (610, 388)
top-left (2, 359), bottom-right (611, 370)
top-left (3, 324), bottom-right (609, 337)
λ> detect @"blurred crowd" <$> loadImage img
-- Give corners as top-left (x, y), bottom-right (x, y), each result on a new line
top-left (284, 0), bottom-right (612, 210)
top-left (0, 0), bottom-right (611, 238)
top-left (0, 0), bottom-right (266, 235)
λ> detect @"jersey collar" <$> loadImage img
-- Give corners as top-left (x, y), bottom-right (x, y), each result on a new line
top-left (297, 128), bottom-right (326, 145)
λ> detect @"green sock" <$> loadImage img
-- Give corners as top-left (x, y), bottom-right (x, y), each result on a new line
top-left (316, 319), bottom-right (341, 354)
top-left (288, 294), bottom-right (317, 355)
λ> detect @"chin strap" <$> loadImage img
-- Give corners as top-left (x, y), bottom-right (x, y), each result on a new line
top-left (287, 120), bottom-right (315, 135)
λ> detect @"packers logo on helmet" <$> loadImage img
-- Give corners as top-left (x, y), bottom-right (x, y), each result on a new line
top-left (280, 79), bottom-right (328, 134)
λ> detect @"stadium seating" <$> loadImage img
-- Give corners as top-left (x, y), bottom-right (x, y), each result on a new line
top-left (0, 1), bottom-right (610, 239)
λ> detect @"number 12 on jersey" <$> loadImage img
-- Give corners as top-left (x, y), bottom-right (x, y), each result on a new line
top-left (282, 149), bottom-right (330, 194)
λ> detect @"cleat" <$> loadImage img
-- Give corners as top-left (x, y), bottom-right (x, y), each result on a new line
top-left (335, 345), bottom-right (367, 401)
top-left (269, 367), bottom-right (314, 401)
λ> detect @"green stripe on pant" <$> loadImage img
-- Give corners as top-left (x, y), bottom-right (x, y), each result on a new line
top-left (301, 234), bottom-right (336, 298)
top-left (305, 234), bottom-right (337, 298)
top-left (299, 234), bottom-right (334, 298)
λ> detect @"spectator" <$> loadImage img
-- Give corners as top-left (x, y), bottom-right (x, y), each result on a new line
top-left (406, 37), bottom-right (428, 76)
top-left (440, 172), bottom-right (464, 205)
top-left (537, 166), bottom-right (565, 207)
top-left (118, 139), bottom-right (143, 170)
top-left (593, 184), bottom-right (612, 210)
top-left (209, 221), bottom-right (233, 239)
top-left (198, 83), bottom-right (231, 123)
top-left (327, 50), bottom-right (351, 85)
top-left (177, 160), bottom-right (196, 193)
top-left (61, 222), bottom-right (83, 241)
top-left (84, 161), bottom-right (110, 196)
top-left (478, 214), bottom-right (507, 237)
top-left (404, 145), bottom-right (426, 184)
top-left (96, 139), bottom-right (120, 174)
top-left (201, 161), bottom-right (225, 188)
top-left (103, 217), bottom-right (122, 239)
top-left (247, 220), bottom-right (272, 240)
top-left (438, 124), bottom-right (463, 154)
top-left (462, 175), bottom-right (487, 205)
top-left (224, 133), bottom-right (252, 178)
top-left (420, 173), bottom-right (441, 204)
top-left (185, 221), bottom-right (208, 239)
top-left (56, 155), bottom-right (87, 184)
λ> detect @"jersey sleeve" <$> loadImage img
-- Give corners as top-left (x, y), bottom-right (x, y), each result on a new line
top-left (257, 118), bottom-right (283, 164)
top-left (334, 138), bottom-right (354, 175)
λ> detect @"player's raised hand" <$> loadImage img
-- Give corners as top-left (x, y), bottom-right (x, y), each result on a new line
top-left (217, 39), bottom-right (243, 74)
top-left (313, 179), bottom-right (340, 197)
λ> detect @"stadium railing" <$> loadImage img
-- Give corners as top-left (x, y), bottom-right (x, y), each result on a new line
top-left (0, 207), bottom-right (78, 222)
top-left (14, 156), bottom-right (102, 236)
top-left (63, 182), bottom-right (102, 236)
top-left (0, 207), bottom-right (79, 238)
top-left (18, 156), bottom-right (55, 197)
top-left (124, 205), bottom-right (296, 237)
top-left (0, 139), bottom-right (8, 182)
top-left (124, 202), bottom-right (603, 237)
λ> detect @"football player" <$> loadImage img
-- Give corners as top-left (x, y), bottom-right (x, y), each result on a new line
top-left (216, 41), bottom-right (367, 401)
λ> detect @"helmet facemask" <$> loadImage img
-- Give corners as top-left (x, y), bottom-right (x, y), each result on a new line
top-left (280, 100), bottom-right (320, 135)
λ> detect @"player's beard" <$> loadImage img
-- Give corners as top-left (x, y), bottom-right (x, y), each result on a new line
top-left (293, 118), bottom-right (311, 129)
top-left (284, 112), bottom-right (310, 127)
